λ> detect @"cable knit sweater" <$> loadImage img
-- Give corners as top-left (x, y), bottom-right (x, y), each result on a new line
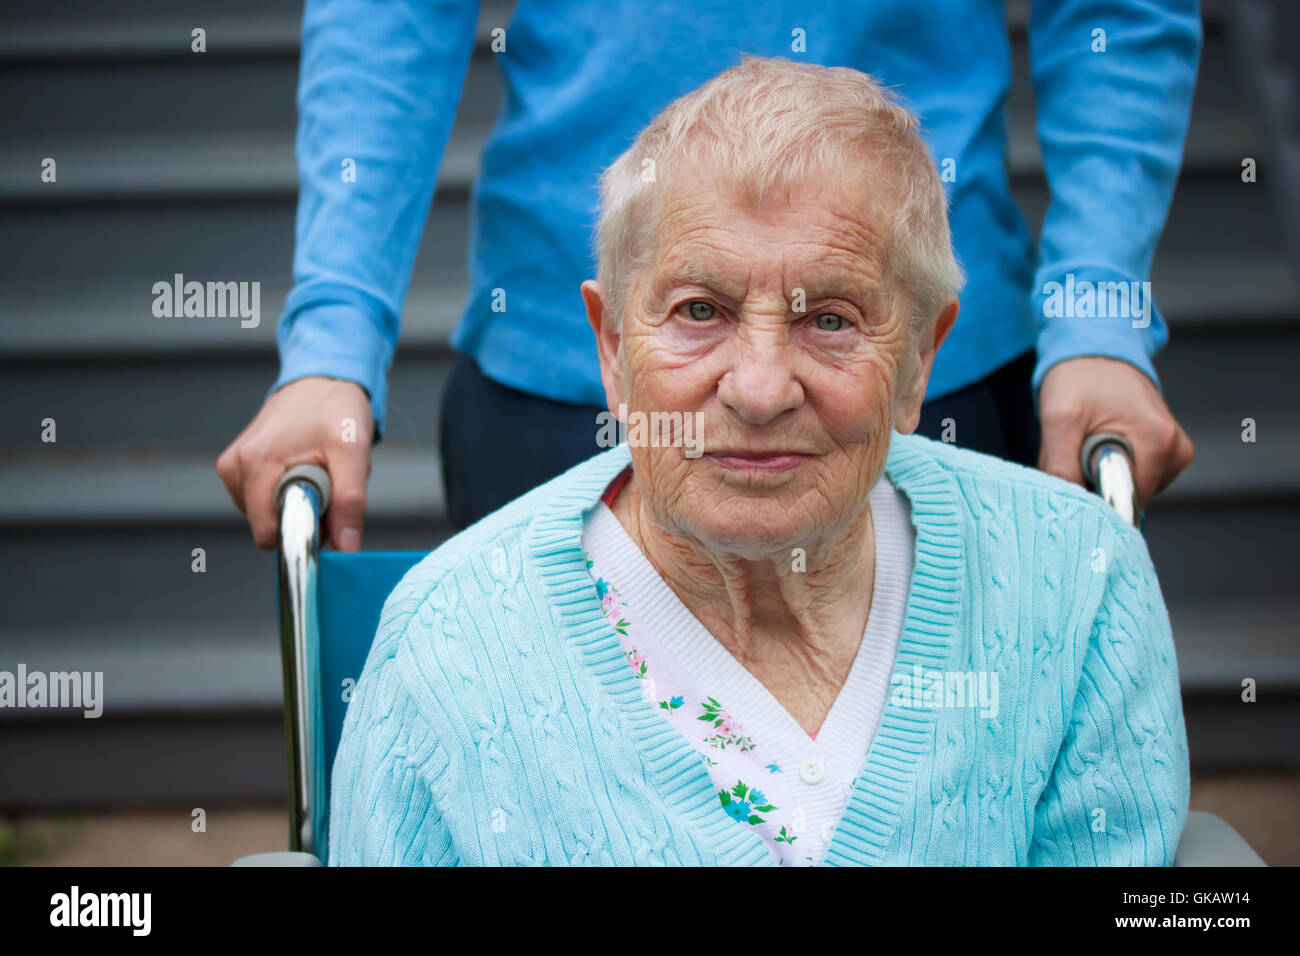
top-left (328, 433), bottom-right (1189, 866)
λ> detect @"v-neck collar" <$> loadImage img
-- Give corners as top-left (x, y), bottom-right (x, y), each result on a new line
top-left (582, 477), bottom-right (912, 785)
top-left (527, 433), bottom-right (964, 866)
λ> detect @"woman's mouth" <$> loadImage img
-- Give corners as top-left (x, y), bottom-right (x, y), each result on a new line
top-left (703, 450), bottom-right (811, 474)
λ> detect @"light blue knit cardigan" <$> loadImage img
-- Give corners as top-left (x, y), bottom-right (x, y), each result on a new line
top-left (329, 433), bottom-right (1189, 866)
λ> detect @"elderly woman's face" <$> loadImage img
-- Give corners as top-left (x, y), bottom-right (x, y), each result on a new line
top-left (586, 173), bottom-right (953, 557)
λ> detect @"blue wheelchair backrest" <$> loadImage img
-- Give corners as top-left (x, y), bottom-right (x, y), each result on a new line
top-left (317, 551), bottom-right (427, 814)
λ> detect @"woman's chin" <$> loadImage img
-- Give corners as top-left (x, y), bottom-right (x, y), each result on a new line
top-left (673, 500), bottom-right (812, 560)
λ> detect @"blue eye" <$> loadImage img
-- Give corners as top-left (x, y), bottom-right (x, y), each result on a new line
top-left (815, 313), bottom-right (844, 331)
top-left (686, 301), bottom-right (716, 321)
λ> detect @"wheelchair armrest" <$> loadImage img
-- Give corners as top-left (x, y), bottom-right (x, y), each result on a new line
top-left (1173, 811), bottom-right (1266, 866)
top-left (231, 851), bottom-right (323, 867)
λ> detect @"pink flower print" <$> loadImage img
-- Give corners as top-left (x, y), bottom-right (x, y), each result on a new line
top-left (624, 648), bottom-right (647, 677)
top-left (591, 572), bottom-right (631, 637)
top-left (698, 697), bottom-right (756, 752)
top-left (602, 593), bottom-right (625, 620)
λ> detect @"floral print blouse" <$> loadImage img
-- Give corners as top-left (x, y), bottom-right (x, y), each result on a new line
top-left (581, 472), bottom-right (915, 866)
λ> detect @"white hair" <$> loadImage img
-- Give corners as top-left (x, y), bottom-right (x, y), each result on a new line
top-left (592, 55), bottom-right (964, 334)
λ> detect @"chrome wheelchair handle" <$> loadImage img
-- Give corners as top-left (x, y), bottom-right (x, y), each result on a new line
top-left (275, 463), bottom-right (331, 856)
top-left (1080, 431), bottom-right (1140, 529)
top-left (274, 463), bottom-right (332, 515)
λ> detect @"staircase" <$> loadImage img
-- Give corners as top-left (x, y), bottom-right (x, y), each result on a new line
top-left (1, 0), bottom-right (1296, 807)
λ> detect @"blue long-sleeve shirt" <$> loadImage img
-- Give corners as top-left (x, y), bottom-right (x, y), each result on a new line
top-left (273, 0), bottom-right (1201, 441)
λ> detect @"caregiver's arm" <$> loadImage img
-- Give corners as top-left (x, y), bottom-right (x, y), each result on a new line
top-left (1028, 527), bottom-right (1190, 866)
top-left (217, 0), bottom-right (480, 552)
top-left (1029, 0), bottom-right (1199, 505)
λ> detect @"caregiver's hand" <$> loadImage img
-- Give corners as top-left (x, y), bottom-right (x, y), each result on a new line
top-left (216, 376), bottom-right (373, 552)
top-left (1038, 356), bottom-right (1194, 508)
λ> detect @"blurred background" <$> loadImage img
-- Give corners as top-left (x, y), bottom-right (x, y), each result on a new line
top-left (1, 0), bottom-right (1297, 865)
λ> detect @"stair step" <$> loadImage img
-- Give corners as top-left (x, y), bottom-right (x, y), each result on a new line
top-left (0, 281), bottom-right (463, 355)
top-left (0, 624), bottom-right (280, 713)
top-left (1170, 600), bottom-right (1300, 688)
top-left (0, 195), bottom-right (472, 295)
top-left (0, 350), bottom-right (453, 450)
top-left (0, 129), bottom-right (489, 202)
top-left (3, 42), bottom-right (501, 155)
top-left (0, 444), bottom-right (445, 525)
top-left (0, 521), bottom-right (444, 635)
top-left (1155, 421), bottom-right (1300, 500)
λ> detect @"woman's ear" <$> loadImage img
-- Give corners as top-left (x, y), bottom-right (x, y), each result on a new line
top-left (894, 295), bottom-right (959, 434)
top-left (582, 279), bottom-right (626, 412)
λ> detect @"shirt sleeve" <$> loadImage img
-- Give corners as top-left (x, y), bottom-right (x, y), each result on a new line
top-left (1027, 0), bottom-right (1202, 397)
top-left (328, 645), bottom-right (460, 866)
top-left (1029, 525), bottom-right (1190, 865)
top-left (269, 0), bottom-right (482, 441)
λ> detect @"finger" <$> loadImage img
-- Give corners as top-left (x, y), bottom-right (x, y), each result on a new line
top-left (1037, 413), bottom-right (1087, 487)
top-left (1153, 426), bottom-right (1195, 497)
top-left (324, 445), bottom-right (369, 552)
top-left (244, 458), bottom-right (285, 551)
top-left (215, 440), bottom-right (248, 515)
top-left (1133, 447), bottom-right (1161, 509)
top-left (1132, 421), bottom-right (1183, 507)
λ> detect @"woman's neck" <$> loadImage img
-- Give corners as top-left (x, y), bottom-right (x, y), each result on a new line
top-left (610, 478), bottom-right (876, 732)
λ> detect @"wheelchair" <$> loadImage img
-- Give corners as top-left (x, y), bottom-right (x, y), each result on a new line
top-left (234, 434), bottom-right (1266, 867)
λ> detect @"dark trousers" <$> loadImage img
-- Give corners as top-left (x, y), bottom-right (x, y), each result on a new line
top-left (440, 351), bottom-right (1040, 531)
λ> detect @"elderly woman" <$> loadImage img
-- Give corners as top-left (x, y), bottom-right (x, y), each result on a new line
top-left (329, 57), bottom-right (1188, 866)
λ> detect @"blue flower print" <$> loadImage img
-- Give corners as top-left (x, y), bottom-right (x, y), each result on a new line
top-left (726, 800), bottom-right (752, 821)
top-left (718, 780), bottom-right (776, 826)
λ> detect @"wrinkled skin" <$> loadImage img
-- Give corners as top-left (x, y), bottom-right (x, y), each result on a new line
top-left (582, 171), bottom-right (957, 735)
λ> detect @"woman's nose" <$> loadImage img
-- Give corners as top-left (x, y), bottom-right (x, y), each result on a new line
top-left (716, 330), bottom-right (804, 426)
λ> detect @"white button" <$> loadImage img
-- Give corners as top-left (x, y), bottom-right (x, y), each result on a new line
top-left (799, 758), bottom-right (825, 784)
top-left (820, 822), bottom-right (835, 843)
